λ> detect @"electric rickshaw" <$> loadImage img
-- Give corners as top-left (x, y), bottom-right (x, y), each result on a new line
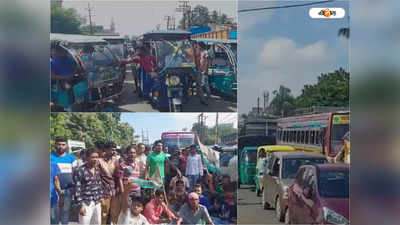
top-left (50, 33), bottom-right (124, 112)
top-left (136, 30), bottom-right (196, 112)
top-left (194, 38), bottom-right (237, 100)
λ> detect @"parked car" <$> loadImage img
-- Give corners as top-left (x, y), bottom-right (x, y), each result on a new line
top-left (286, 164), bottom-right (349, 224)
top-left (262, 151), bottom-right (327, 222)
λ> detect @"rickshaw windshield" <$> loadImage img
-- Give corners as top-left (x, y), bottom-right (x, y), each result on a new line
top-left (155, 40), bottom-right (194, 70)
top-left (108, 43), bottom-right (124, 59)
top-left (71, 44), bottom-right (120, 85)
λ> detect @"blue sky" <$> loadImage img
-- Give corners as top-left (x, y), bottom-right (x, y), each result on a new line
top-left (63, 0), bottom-right (236, 36)
top-left (120, 113), bottom-right (237, 143)
top-left (238, 1), bottom-right (349, 114)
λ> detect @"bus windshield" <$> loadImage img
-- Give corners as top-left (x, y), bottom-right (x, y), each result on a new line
top-left (163, 137), bottom-right (194, 149)
top-left (330, 124), bottom-right (349, 154)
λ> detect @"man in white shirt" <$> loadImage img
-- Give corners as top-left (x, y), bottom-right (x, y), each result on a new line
top-left (185, 145), bottom-right (204, 192)
top-left (136, 143), bottom-right (148, 178)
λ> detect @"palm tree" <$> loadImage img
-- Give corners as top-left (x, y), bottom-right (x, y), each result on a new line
top-left (338, 27), bottom-right (350, 39)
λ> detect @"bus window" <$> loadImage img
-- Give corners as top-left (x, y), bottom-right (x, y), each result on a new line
top-left (305, 131), bottom-right (309, 144)
top-left (296, 130), bottom-right (300, 143)
top-left (310, 131), bottom-right (315, 144)
top-left (301, 131), bottom-right (305, 144)
top-left (291, 131), bottom-right (294, 142)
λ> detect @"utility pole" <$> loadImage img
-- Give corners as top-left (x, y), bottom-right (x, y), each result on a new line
top-left (172, 16), bottom-right (176, 30)
top-left (86, 3), bottom-right (94, 35)
top-left (257, 97), bottom-right (260, 117)
top-left (176, 0), bottom-right (190, 29)
top-left (164, 15), bottom-right (172, 30)
top-left (215, 113), bottom-right (219, 145)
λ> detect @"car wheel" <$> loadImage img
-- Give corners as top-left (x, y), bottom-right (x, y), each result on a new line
top-left (284, 207), bottom-right (290, 224)
top-left (262, 191), bottom-right (271, 210)
top-left (275, 197), bottom-right (285, 222)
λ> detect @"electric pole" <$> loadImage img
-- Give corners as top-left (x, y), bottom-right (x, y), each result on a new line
top-left (257, 97), bottom-right (260, 116)
top-left (86, 3), bottom-right (95, 35)
top-left (176, 0), bottom-right (191, 29)
top-left (164, 15), bottom-right (172, 30)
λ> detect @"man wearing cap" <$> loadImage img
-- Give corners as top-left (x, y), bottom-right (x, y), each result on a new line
top-left (178, 192), bottom-right (214, 225)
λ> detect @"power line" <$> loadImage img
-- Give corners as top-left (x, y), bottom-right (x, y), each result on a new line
top-left (238, 0), bottom-right (336, 13)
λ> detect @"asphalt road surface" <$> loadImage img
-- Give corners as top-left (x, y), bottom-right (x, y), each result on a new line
top-left (116, 69), bottom-right (237, 112)
top-left (238, 185), bottom-right (284, 225)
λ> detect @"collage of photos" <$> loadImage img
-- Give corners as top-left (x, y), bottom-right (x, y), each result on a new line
top-left (50, 0), bottom-right (349, 225)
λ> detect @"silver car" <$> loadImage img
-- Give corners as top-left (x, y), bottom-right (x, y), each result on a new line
top-left (262, 151), bottom-right (327, 222)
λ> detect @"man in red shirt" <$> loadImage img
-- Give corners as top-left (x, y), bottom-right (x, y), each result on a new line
top-left (143, 189), bottom-right (181, 224)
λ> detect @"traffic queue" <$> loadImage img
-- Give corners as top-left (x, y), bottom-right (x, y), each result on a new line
top-left (238, 111), bottom-right (350, 224)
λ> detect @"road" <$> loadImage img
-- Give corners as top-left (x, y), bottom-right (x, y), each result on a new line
top-left (115, 69), bottom-right (237, 112)
top-left (238, 185), bottom-right (284, 225)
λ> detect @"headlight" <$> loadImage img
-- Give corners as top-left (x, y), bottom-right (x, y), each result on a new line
top-left (323, 207), bottom-right (349, 225)
top-left (169, 75), bottom-right (180, 86)
top-left (283, 186), bottom-right (289, 199)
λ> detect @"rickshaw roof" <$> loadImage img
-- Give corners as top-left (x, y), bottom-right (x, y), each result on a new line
top-left (193, 38), bottom-right (237, 44)
top-left (50, 33), bottom-right (108, 44)
top-left (257, 145), bottom-right (297, 153)
top-left (139, 30), bottom-right (191, 41)
top-left (94, 35), bottom-right (126, 41)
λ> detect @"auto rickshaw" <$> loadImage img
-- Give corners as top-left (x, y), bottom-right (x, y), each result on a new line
top-left (239, 146), bottom-right (257, 186)
top-left (136, 30), bottom-right (196, 112)
top-left (194, 38), bottom-right (237, 99)
top-left (50, 33), bottom-right (124, 112)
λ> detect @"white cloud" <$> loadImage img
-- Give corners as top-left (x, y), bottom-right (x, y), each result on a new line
top-left (258, 37), bottom-right (328, 69)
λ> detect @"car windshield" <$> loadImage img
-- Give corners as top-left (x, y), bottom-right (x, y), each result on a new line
top-left (318, 170), bottom-right (349, 198)
top-left (155, 40), bottom-right (194, 69)
top-left (282, 158), bottom-right (326, 179)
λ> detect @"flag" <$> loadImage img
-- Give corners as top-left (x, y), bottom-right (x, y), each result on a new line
top-left (195, 134), bottom-right (220, 174)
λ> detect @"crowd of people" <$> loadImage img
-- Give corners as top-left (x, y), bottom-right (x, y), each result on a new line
top-left (50, 137), bottom-right (237, 225)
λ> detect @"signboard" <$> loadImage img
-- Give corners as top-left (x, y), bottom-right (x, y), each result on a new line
top-left (332, 114), bottom-right (350, 125)
top-left (161, 132), bottom-right (195, 138)
top-left (67, 140), bottom-right (86, 153)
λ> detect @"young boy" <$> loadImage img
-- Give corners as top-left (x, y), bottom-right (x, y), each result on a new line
top-left (118, 181), bottom-right (150, 225)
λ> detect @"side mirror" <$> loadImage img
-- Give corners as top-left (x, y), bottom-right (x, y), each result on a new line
top-left (303, 187), bottom-right (312, 199)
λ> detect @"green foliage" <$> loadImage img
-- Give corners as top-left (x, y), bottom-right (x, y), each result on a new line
top-left (51, 5), bottom-right (84, 34)
top-left (296, 68), bottom-right (349, 108)
top-left (192, 122), bottom-right (237, 145)
top-left (178, 4), bottom-right (233, 29)
top-left (50, 113), bottom-right (134, 151)
top-left (269, 85), bottom-right (296, 117)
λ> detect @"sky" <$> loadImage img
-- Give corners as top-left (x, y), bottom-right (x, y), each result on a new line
top-left (120, 113), bottom-right (237, 143)
top-left (238, 1), bottom-right (349, 114)
top-left (62, 0), bottom-right (237, 36)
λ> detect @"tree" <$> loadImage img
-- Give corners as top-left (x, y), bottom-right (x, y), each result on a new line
top-left (296, 68), bottom-right (350, 108)
top-left (269, 85), bottom-right (296, 117)
top-left (190, 5), bottom-right (210, 27)
top-left (51, 6), bottom-right (84, 34)
top-left (210, 10), bottom-right (219, 24)
top-left (50, 113), bottom-right (134, 151)
top-left (338, 27), bottom-right (350, 39)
